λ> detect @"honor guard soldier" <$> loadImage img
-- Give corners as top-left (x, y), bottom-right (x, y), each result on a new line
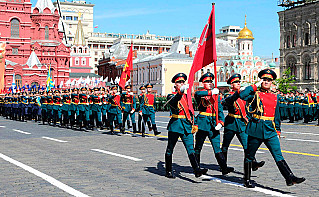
top-left (52, 90), bottom-right (62, 126)
top-left (121, 85), bottom-right (137, 133)
top-left (70, 89), bottom-right (79, 129)
top-left (141, 84), bottom-right (160, 136)
top-left (46, 90), bottom-right (54, 125)
top-left (287, 92), bottom-right (295, 123)
top-left (193, 73), bottom-right (234, 175)
top-left (165, 73), bottom-right (207, 178)
top-left (108, 86), bottom-right (124, 134)
top-left (222, 74), bottom-right (265, 171)
top-left (239, 69), bottom-right (305, 188)
top-left (40, 91), bottom-right (48, 124)
top-left (78, 87), bottom-right (90, 130)
top-left (101, 87), bottom-right (110, 129)
top-left (91, 87), bottom-right (103, 130)
top-left (61, 89), bottom-right (71, 128)
top-left (138, 85), bottom-right (153, 136)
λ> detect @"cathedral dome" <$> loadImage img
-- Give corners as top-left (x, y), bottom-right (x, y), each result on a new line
top-left (237, 15), bottom-right (254, 40)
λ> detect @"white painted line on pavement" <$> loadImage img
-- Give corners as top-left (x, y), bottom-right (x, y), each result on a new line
top-left (157, 125), bottom-right (167, 129)
top-left (0, 153), bottom-right (89, 197)
top-left (42, 137), bottom-right (68, 143)
top-left (0, 126), bottom-right (5, 128)
top-left (155, 121), bottom-right (169, 124)
top-left (198, 174), bottom-right (294, 197)
top-left (285, 138), bottom-right (319, 143)
top-left (203, 144), bottom-right (265, 154)
top-left (13, 129), bottom-right (31, 135)
top-left (91, 149), bottom-right (142, 161)
top-left (282, 131), bottom-right (319, 136)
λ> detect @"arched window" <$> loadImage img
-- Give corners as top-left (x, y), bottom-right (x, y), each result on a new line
top-left (31, 82), bottom-right (39, 89)
top-left (11, 19), bottom-right (20, 38)
top-left (304, 60), bottom-right (311, 80)
top-left (81, 58), bottom-right (86, 65)
top-left (287, 56), bottom-right (297, 77)
top-left (292, 34), bottom-right (296, 47)
top-left (15, 74), bottom-right (22, 87)
top-left (75, 57), bottom-right (79, 65)
top-left (45, 26), bottom-right (49, 40)
top-left (305, 33), bottom-right (309, 46)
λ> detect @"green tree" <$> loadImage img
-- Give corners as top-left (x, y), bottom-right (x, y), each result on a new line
top-left (274, 68), bottom-right (297, 93)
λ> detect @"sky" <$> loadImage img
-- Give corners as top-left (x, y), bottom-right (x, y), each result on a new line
top-left (32, 0), bottom-right (283, 57)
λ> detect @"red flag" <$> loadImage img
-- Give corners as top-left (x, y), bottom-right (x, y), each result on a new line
top-left (187, 4), bottom-right (217, 115)
top-left (119, 43), bottom-right (133, 89)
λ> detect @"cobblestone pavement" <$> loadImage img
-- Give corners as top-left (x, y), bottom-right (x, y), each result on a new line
top-left (0, 112), bottom-right (318, 197)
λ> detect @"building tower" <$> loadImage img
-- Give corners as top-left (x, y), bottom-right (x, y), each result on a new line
top-left (237, 15), bottom-right (254, 56)
top-left (69, 13), bottom-right (94, 79)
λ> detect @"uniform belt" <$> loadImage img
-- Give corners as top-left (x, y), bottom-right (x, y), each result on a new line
top-left (199, 112), bottom-right (216, 116)
top-left (145, 104), bottom-right (153, 106)
top-left (252, 114), bottom-right (274, 121)
top-left (71, 102), bottom-right (78, 104)
top-left (79, 103), bottom-right (88, 104)
top-left (111, 104), bottom-right (119, 107)
top-left (228, 113), bottom-right (242, 118)
top-left (171, 114), bottom-right (186, 119)
top-left (124, 102), bottom-right (132, 104)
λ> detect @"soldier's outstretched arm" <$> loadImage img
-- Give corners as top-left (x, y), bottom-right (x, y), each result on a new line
top-left (239, 84), bottom-right (257, 102)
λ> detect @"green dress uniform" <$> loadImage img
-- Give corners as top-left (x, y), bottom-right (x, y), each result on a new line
top-left (61, 94), bottom-right (71, 127)
top-left (78, 93), bottom-right (90, 130)
top-left (240, 69), bottom-right (305, 188)
top-left (121, 91), bottom-right (137, 133)
top-left (70, 93), bottom-right (79, 128)
top-left (193, 72), bottom-right (233, 175)
top-left (164, 73), bottom-right (207, 179)
top-left (287, 95), bottom-right (295, 123)
top-left (108, 88), bottom-right (124, 134)
top-left (90, 94), bottom-right (103, 129)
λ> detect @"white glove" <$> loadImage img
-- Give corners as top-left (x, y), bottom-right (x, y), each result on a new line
top-left (129, 92), bottom-right (134, 96)
top-left (240, 86), bottom-right (246, 91)
top-left (115, 92), bottom-right (120, 96)
top-left (99, 103), bottom-right (102, 105)
top-left (180, 84), bottom-right (189, 93)
top-left (139, 112), bottom-right (142, 116)
top-left (255, 81), bottom-right (263, 87)
top-left (130, 109), bottom-right (135, 113)
top-left (212, 88), bottom-right (219, 95)
top-left (215, 123), bottom-right (223, 130)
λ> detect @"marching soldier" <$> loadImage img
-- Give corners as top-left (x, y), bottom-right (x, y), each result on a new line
top-left (141, 84), bottom-right (160, 136)
top-left (287, 92), bottom-right (295, 123)
top-left (138, 85), bottom-right (153, 136)
top-left (90, 87), bottom-right (103, 130)
top-left (222, 74), bottom-right (265, 171)
top-left (52, 90), bottom-right (62, 127)
top-left (239, 69), bottom-right (305, 188)
top-left (165, 73), bottom-right (207, 178)
top-left (78, 87), bottom-right (90, 130)
top-left (46, 90), bottom-right (54, 125)
top-left (193, 73), bottom-right (234, 175)
top-left (70, 89), bottom-right (79, 129)
top-left (61, 89), bottom-right (71, 128)
top-left (40, 91), bottom-right (48, 124)
top-left (108, 86), bottom-right (123, 134)
top-left (121, 85), bottom-right (137, 133)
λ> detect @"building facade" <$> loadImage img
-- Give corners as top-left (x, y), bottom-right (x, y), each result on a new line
top-left (0, 0), bottom-right (70, 89)
top-left (216, 25), bottom-right (242, 48)
top-left (278, 1), bottom-right (319, 91)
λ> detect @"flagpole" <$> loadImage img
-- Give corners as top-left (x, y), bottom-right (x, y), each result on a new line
top-left (212, 3), bottom-right (219, 126)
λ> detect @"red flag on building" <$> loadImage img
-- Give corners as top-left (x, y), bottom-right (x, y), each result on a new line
top-left (187, 3), bottom-right (218, 115)
top-left (119, 43), bottom-right (133, 89)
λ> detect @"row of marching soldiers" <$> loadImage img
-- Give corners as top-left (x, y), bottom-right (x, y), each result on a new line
top-left (0, 84), bottom-right (162, 137)
top-left (278, 89), bottom-right (319, 125)
top-left (164, 70), bottom-right (305, 188)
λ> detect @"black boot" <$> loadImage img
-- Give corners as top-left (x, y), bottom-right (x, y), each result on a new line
top-left (110, 124), bottom-right (115, 135)
top-left (165, 154), bottom-right (175, 178)
top-left (222, 151), bottom-right (228, 164)
top-left (288, 116), bottom-right (294, 123)
top-left (215, 152), bottom-right (234, 175)
top-left (132, 123), bottom-right (137, 133)
top-left (98, 121), bottom-right (104, 130)
top-left (141, 122), bottom-right (145, 137)
top-left (276, 160), bottom-right (306, 186)
top-left (119, 123), bottom-right (125, 134)
top-left (188, 153), bottom-right (207, 178)
top-left (252, 159), bottom-right (265, 171)
top-left (147, 121), bottom-right (152, 132)
top-left (152, 124), bottom-right (161, 136)
top-left (244, 162), bottom-right (254, 188)
top-left (195, 153), bottom-right (208, 175)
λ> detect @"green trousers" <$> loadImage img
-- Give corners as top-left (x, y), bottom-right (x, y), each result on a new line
top-left (166, 132), bottom-right (195, 156)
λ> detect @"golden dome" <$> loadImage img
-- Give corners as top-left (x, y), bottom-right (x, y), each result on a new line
top-left (237, 15), bottom-right (254, 40)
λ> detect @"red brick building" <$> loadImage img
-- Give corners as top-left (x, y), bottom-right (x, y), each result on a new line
top-left (0, 0), bottom-right (70, 89)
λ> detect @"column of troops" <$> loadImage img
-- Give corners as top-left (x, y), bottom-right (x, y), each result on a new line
top-left (0, 84), bottom-right (164, 136)
top-left (0, 69), bottom-right (311, 188)
top-left (278, 90), bottom-right (319, 124)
